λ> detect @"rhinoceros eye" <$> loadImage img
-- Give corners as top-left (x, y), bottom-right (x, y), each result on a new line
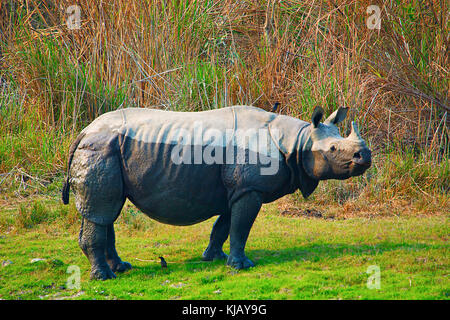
top-left (330, 145), bottom-right (337, 152)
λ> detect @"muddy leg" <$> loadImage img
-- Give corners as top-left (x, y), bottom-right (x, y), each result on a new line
top-left (202, 213), bottom-right (230, 261)
top-left (105, 224), bottom-right (132, 273)
top-left (79, 218), bottom-right (116, 280)
top-left (227, 191), bottom-right (262, 269)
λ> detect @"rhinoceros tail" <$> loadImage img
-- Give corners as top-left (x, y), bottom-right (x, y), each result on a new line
top-left (62, 180), bottom-right (70, 205)
top-left (62, 132), bottom-right (85, 205)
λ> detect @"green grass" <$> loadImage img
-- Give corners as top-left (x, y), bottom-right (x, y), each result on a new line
top-left (0, 201), bottom-right (448, 300)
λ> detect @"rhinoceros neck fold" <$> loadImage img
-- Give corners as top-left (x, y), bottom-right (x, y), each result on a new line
top-left (295, 124), bottom-right (320, 198)
top-left (266, 115), bottom-right (315, 197)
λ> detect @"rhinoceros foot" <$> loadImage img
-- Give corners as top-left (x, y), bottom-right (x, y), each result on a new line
top-left (202, 249), bottom-right (228, 261)
top-left (109, 260), bottom-right (132, 273)
top-left (226, 255), bottom-right (255, 270)
top-left (90, 264), bottom-right (117, 281)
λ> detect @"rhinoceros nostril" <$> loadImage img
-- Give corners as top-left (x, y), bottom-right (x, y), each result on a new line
top-left (352, 149), bottom-right (372, 168)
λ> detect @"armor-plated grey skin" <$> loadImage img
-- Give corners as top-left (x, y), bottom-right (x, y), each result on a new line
top-left (62, 105), bottom-right (371, 280)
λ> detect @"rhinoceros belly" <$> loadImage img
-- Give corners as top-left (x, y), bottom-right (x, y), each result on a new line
top-left (119, 138), bottom-right (229, 226)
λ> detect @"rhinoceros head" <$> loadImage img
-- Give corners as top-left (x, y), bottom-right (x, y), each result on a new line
top-left (302, 106), bottom-right (371, 181)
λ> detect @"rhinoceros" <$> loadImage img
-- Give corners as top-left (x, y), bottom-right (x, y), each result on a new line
top-left (62, 105), bottom-right (371, 280)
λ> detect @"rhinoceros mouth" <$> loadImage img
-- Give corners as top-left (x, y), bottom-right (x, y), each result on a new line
top-left (352, 158), bottom-right (372, 167)
top-left (349, 161), bottom-right (371, 176)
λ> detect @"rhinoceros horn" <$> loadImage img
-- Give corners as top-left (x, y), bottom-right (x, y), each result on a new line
top-left (348, 121), bottom-right (363, 141)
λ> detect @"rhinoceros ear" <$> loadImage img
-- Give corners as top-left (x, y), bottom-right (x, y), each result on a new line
top-left (324, 106), bottom-right (348, 125)
top-left (311, 106), bottom-right (324, 128)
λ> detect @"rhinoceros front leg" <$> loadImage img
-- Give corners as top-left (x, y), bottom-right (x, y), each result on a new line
top-left (227, 191), bottom-right (262, 269)
top-left (105, 224), bottom-right (132, 273)
top-left (79, 218), bottom-right (116, 280)
top-left (202, 213), bottom-right (231, 261)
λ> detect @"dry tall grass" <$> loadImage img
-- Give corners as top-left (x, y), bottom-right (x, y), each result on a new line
top-left (0, 0), bottom-right (448, 211)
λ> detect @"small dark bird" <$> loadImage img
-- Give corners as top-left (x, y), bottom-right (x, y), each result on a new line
top-left (159, 256), bottom-right (167, 269)
top-left (271, 102), bottom-right (280, 113)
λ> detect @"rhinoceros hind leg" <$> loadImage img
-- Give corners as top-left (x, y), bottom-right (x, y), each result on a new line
top-left (105, 223), bottom-right (132, 273)
top-left (226, 191), bottom-right (262, 269)
top-left (79, 218), bottom-right (116, 280)
top-left (202, 213), bottom-right (230, 261)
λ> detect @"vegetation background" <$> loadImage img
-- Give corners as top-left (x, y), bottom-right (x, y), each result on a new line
top-left (0, 0), bottom-right (448, 299)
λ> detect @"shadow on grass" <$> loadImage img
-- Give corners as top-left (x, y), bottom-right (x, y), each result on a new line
top-left (118, 258), bottom-right (228, 279)
top-left (118, 241), bottom-right (444, 279)
top-left (249, 242), bottom-right (445, 266)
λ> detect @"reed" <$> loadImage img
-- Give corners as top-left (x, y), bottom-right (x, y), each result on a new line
top-left (0, 0), bottom-right (448, 208)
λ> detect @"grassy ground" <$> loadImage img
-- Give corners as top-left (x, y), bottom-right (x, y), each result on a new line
top-left (0, 198), bottom-right (448, 300)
